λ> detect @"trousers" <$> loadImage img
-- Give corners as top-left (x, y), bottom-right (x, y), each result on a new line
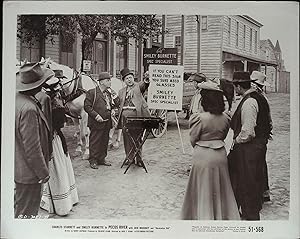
top-left (228, 140), bottom-right (266, 220)
top-left (89, 125), bottom-right (110, 165)
top-left (15, 182), bottom-right (42, 219)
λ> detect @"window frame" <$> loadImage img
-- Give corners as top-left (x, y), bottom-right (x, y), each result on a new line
top-left (236, 21), bottom-right (239, 47)
top-left (243, 24), bottom-right (246, 49)
top-left (201, 16), bottom-right (208, 30)
top-left (254, 30), bottom-right (258, 53)
top-left (250, 28), bottom-right (253, 51)
top-left (228, 17), bottom-right (231, 45)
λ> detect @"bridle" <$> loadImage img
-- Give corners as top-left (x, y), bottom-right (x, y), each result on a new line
top-left (60, 69), bottom-right (80, 87)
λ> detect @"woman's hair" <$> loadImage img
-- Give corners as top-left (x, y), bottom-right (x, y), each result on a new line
top-left (200, 89), bottom-right (225, 115)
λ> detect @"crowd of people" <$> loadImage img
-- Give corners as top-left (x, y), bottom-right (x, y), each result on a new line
top-left (181, 70), bottom-right (273, 220)
top-left (15, 61), bottom-right (272, 221)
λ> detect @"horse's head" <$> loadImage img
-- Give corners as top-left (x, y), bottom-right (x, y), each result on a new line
top-left (41, 59), bottom-right (78, 97)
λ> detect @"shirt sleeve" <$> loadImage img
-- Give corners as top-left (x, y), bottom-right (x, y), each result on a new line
top-left (138, 81), bottom-right (149, 95)
top-left (235, 97), bottom-right (258, 144)
top-left (189, 113), bottom-right (203, 147)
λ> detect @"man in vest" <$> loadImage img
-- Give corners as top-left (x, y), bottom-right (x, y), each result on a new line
top-left (228, 71), bottom-right (272, 220)
top-left (250, 70), bottom-right (273, 203)
top-left (84, 72), bottom-right (120, 169)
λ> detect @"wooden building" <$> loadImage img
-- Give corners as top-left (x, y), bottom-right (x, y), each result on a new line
top-left (18, 15), bottom-right (290, 90)
top-left (161, 15), bottom-right (279, 81)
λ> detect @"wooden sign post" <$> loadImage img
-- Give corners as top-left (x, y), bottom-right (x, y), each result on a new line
top-left (148, 64), bottom-right (185, 153)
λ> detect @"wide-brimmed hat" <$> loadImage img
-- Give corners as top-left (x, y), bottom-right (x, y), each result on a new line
top-left (53, 69), bottom-right (67, 79)
top-left (44, 77), bottom-right (61, 91)
top-left (188, 72), bottom-right (206, 83)
top-left (198, 80), bottom-right (223, 92)
top-left (232, 71), bottom-right (253, 83)
top-left (120, 68), bottom-right (134, 80)
top-left (250, 71), bottom-right (270, 86)
top-left (16, 62), bottom-right (55, 92)
top-left (98, 72), bottom-right (112, 81)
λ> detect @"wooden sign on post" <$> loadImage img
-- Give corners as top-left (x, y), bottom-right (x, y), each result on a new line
top-left (147, 64), bottom-right (184, 111)
top-left (83, 60), bottom-right (91, 72)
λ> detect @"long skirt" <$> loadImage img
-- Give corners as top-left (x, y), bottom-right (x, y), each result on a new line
top-left (40, 133), bottom-right (79, 216)
top-left (181, 145), bottom-right (240, 220)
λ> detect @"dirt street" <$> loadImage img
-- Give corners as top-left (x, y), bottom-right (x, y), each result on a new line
top-left (39, 93), bottom-right (290, 220)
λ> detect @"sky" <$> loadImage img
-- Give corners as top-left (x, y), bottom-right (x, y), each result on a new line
top-left (237, 2), bottom-right (299, 80)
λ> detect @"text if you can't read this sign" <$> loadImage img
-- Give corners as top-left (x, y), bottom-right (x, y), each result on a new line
top-left (147, 64), bottom-right (184, 111)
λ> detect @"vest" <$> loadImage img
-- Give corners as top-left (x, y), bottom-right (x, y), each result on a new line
top-left (231, 91), bottom-right (272, 141)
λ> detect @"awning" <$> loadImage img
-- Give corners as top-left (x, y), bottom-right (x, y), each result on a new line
top-left (222, 51), bottom-right (278, 67)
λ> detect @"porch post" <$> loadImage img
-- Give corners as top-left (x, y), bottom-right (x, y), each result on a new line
top-left (162, 15), bottom-right (165, 48)
top-left (264, 64), bottom-right (267, 74)
top-left (275, 66), bottom-right (278, 92)
top-left (243, 60), bottom-right (248, 71)
top-left (110, 35), bottom-right (116, 78)
top-left (197, 15), bottom-right (201, 72)
top-left (137, 21), bottom-right (143, 80)
top-left (181, 15), bottom-right (185, 66)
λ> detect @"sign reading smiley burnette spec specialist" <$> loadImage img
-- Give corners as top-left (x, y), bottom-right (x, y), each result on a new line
top-left (147, 64), bottom-right (184, 111)
top-left (143, 48), bottom-right (178, 67)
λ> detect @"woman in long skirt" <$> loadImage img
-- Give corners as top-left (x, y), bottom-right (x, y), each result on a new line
top-left (39, 77), bottom-right (79, 216)
top-left (181, 81), bottom-right (240, 220)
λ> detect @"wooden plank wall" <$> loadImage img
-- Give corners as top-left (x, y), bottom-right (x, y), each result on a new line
top-left (222, 15), bottom-right (261, 59)
top-left (184, 15), bottom-right (198, 72)
top-left (44, 35), bottom-right (60, 63)
top-left (200, 15), bottom-right (223, 79)
top-left (260, 65), bottom-right (277, 92)
top-left (278, 71), bottom-right (290, 93)
top-left (165, 15), bottom-right (182, 63)
top-left (164, 15), bottom-right (222, 78)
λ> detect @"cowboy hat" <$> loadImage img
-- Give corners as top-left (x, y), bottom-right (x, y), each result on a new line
top-left (232, 71), bottom-right (254, 83)
top-left (44, 77), bottom-right (61, 92)
top-left (198, 80), bottom-right (223, 92)
top-left (250, 71), bottom-right (270, 86)
top-left (98, 72), bottom-right (112, 81)
top-left (16, 62), bottom-right (55, 92)
top-left (188, 72), bottom-right (207, 83)
top-left (120, 68), bottom-right (134, 80)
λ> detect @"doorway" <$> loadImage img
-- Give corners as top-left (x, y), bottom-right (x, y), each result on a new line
top-left (91, 40), bottom-right (107, 74)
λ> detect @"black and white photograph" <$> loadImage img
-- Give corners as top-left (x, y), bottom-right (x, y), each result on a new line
top-left (2, 1), bottom-right (299, 239)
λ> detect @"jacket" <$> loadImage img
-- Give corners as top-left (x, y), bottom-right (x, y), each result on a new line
top-left (84, 86), bottom-right (120, 129)
top-left (15, 93), bottom-right (50, 184)
top-left (116, 81), bottom-right (151, 129)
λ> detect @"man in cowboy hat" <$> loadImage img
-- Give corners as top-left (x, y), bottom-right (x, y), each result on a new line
top-left (15, 62), bottom-right (54, 218)
top-left (84, 72), bottom-right (120, 169)
top-left (227, 71), bottom-right (273, 220)
top-left (188, 73), bottom-right (207, 115)
top-left (250, 71), bottom-right (271, 96)
top-left (250, 70), bottom-right (273, 203)
top-left (116, 68), bottom-right (151, 166)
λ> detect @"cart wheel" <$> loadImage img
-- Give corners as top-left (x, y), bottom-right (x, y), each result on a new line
top-left (150, 109), bottom-right (168, 138)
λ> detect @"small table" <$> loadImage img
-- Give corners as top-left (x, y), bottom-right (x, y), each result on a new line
top-left (120, 116), bottom-right (163, 174)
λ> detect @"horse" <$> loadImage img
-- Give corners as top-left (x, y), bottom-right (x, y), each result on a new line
top-left (218, 78), bottom-right (235, 112)
top-left (41, 58), bottom-right (125, 159)
top-left (210, 77), bottom-right (235, 112)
